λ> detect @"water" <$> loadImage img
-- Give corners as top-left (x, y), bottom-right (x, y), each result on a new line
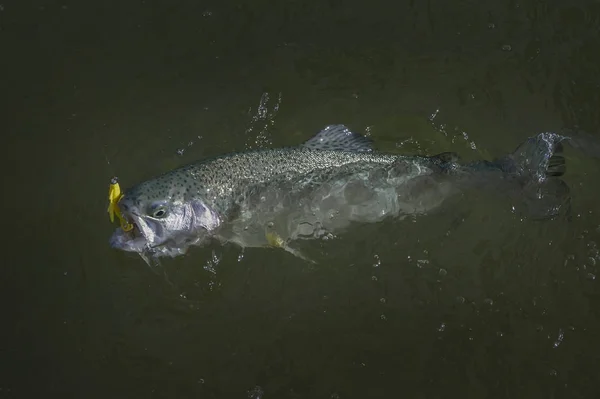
top-left (3, 0), bottom-right (600, 397)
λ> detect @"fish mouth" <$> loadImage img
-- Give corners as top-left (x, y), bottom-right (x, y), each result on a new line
top-left (109, 211), bottom-right (189, 257)
top-left (109, 210), bottom-right (163, 253)
top-left (109, 214), bottom-right (149, 253)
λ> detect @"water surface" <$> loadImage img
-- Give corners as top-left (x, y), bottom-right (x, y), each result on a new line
top-left (3, 1), bottom-right (600, 398)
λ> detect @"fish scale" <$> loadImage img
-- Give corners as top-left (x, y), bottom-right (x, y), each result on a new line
top-left (128, 146), bottom-right (400, 214)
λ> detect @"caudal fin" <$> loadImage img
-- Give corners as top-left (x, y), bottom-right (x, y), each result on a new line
top-left (498, 132), bottom-right (570, 220)
top-left (499, 132), bottom-right (568, 181)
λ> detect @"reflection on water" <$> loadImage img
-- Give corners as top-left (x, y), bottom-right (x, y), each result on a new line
top-left (4, 0), bottom-right (600, 398)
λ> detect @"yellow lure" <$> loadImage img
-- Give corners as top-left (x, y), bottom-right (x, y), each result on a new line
top-left (107, 177), bottom-right (134, 232)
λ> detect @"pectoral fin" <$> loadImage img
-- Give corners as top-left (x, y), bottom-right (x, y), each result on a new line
top-left (265, 230), bottom-right (315, 264)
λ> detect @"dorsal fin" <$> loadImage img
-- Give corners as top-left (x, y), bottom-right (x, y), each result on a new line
top-left (302, 124), bottom-right (373, 152)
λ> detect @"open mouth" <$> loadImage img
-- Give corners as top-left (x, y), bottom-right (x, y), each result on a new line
top-left (109, 212), bottom-right (151, 253)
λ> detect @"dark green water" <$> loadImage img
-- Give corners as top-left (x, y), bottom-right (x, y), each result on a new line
top-left (3, 1), bottom-right (600, 398)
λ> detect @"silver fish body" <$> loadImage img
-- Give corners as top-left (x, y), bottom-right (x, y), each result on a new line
top-left (109, 125), bottom-right (569, 261)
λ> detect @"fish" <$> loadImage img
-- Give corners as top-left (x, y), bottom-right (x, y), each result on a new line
top-left (109, 124), bottom-right (572, 264)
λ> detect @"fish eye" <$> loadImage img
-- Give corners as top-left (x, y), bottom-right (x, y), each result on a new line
top-left (151, 207), bottom-right (167, 218)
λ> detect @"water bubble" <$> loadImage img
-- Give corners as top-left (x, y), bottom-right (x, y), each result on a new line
top-left (496, 331), bottom-right (504, 337)
top-left (501, 44), bottom-right (512, 51)
top-left (331, 393), bottom-right (340, 399)
top-left (371, 276), bottom-right (378, 281)
top-left (439, 268), bottom-right (447, 277)
top-left (586, 273), bottom-right (596, 280)
top-left (379, 297), bottom-right (386, 304)
top-left (176, 148), bottom-right (185, 156)
top-left (202, 10), bottom-right (213, 17)
top-left (549, 369), bottom-right (558, 377)
top-left (380, 314), bottom-right (387, 320)
top-left (484, 298), bottom-right (494, 306)
top-left (488, 22), bottom-right (496, 28)
top-left (456, 296), bottom-right (466, 304)
top-left (438, 322), bottom-right (446, 332)
top-left (198, 378), bottom-right (205, 384)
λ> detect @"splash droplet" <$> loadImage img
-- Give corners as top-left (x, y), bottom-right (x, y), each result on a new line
top-left (247, 386), bottom-right (264, 399)
top-left (587, 273), bottom-right (596, 280)
top-left (373, 254), bottom-right (381, 268)
top-left (552, 328), bottom-right (564, 348)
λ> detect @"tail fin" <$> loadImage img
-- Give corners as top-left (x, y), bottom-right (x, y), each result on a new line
top-left (497, 132), bottom-right (570, 220)
top-left (499, 132), bottom-right (567, 181)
